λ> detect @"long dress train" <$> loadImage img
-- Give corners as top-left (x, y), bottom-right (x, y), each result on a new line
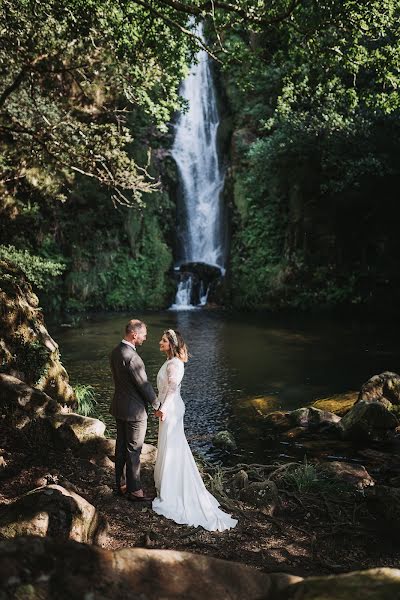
top-left (152, 357), bottom-right (237, 532)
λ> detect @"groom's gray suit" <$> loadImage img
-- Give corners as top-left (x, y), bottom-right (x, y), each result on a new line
top-left (110, 341), bottom-right (159, 493)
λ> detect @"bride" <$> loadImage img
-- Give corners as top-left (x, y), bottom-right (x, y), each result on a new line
top-left (152, 328), bottom-right (238, 532)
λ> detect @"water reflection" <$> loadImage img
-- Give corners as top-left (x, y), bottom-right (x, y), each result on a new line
top-left (54, 311), bottom-right (400, 463)
top-left (174, 310), bottom-right (231, 455)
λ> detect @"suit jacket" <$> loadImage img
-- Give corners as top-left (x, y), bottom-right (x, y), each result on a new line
top-left (110, 342), bottom-right (158, 421)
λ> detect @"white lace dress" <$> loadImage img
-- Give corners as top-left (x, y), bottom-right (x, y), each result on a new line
top-left (152, 357), bottom-right (238, 532)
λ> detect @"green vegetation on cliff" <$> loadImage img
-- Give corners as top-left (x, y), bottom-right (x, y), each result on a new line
top-left (224, 0), bottom-right (400, 310)
top-left (2, 0), bottom-right (400, 313)
top-left (0, 0), bottom-right (194, 312)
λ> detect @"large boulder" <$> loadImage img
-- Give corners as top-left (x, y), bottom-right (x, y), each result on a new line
top-left (50, 413), bottom-right (106, 447)
top-left (319, 461), bottom-right (374, 490)
top-left (0, 536), bottom-right (300, 600)
top-left (290, 407), bottom-right (341, 430)
top-left (312, 392), bottom-right (358, 416)
top-left (284, 568), bottom-right (400, 600)
top-left (0, 374), bottom-right (59, 425)
top-left (263, 411), bottom-right (292, 430)
top-left (340, 400), bottom-right (399, 442)
top-left (358, 371), bottom-right (400, 406)
top-left (0, 260), bottom-right (75, 405)
top-left (78, 437), bottom-right (157, 466)
top-left (0, 485), bottom-right (107, 544)
top-left (175, 262), bottom-right (223, 306)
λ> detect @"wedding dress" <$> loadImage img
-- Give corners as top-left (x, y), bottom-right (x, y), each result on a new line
top-left (152, 357), bottom-right (238, 532)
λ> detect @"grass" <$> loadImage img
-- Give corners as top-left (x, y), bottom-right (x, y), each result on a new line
top-left (281, 458), bottom-right (354, 496)
top-left (73, 384), bottom-right (97, 417)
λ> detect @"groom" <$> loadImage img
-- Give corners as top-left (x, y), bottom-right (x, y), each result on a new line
top-left (110, 319), bottom-right (161, 502)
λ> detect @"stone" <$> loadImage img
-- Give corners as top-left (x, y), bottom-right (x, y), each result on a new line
top-left (0, 536), bottom-right (291, 600)
top-left (50, 413), bottom-right (106, 446)
top-left (0, 485), bottom-right (107, 544)
top-left (94, 485), bottom-right (113, 500)
top-left (236, 395), bottom-right (280, 417)
top-left (141, 442), bottom-right (158, 465)
top-left (212, 430), bottom-right (237, 451)
top-left (0, 262), bottom-right (75, 405)
top-left (281, 427), bottom-right (307, 440)
top-left (290, 407), bottom-right (341, 429)
top-left (89, 455), bottom-right (114, 469)
top-left (284, 568), bottom-right (400, 600)
top-left (0, 374), bottom-right (58, 419)
top-left (319, 461), bottom-right (374, 489)
top-left (341, 401), bottom-right (399, 442)
top-left (312, 391), bottom-right (358, 416)
top-left (175, 263), bottom-right (222, 306)
top-left (359, 371), bottom-right (400, 405)
top-left (263, 411), bottom-right (292, 430)
top-left (240, 480), bottom-right (279, 514)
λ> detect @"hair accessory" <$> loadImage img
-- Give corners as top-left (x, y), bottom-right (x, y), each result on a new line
top-left (167, 329), bottom-right (178, 346)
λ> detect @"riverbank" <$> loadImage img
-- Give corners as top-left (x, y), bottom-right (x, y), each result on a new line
top-left (2, 418), bottom-right (400, 579)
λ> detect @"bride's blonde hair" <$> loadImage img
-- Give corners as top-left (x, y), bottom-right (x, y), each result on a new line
top-left (164, 329), bottom-right (188, 363)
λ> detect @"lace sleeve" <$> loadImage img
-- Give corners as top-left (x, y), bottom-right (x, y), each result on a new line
top-left (160, 361), bottom-right (179, 415)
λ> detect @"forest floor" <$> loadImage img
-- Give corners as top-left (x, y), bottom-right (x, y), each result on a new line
top-left (1, 426), bottom-right (400, 578)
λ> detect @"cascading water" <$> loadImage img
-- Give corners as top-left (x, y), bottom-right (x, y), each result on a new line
top-left (170, 23), bottom-right (225, 310)
top-left (170, 274), bottom-right (195, 310)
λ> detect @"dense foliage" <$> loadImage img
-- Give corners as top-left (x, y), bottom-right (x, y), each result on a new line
top-left (0, 0), bottom-right (198, 310)
top-left (2, 0), bottom-right (400, 313)
top-left (224, 0), bottom-right (400, 310)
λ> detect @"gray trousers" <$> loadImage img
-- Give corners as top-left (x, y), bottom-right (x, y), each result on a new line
top-left (115, 418), bottom-right (147, 492)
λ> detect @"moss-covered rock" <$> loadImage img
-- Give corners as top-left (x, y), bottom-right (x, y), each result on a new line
top-left (285, 568), bottom-right (400, 599)
top-left (319, 461), bottom-right (374, 490)
top-left (0, 374), bottom-right (58, 423)
top-left (212, 430), bottom-right (237, 451)
top-left (0, 485), bottom-right (107, 544)
top-left (50, 413), bottom-right (106, 446)
top-left (341, 401), bottom-right (399, 442)
top-left (240, 480), bottom-right (279, 514)
top-left (359, 372), bottom-right (400, 406)
top-left (290, 407), bottom-right (341, 429)
top-left (263, 410), bottom-right (292, 430)
top-left (0, 536), bottom-right (291, 600)
top-left (0, 261), bottom-right (74, 405)
top-left (312, 392), bottom-right (358, 416)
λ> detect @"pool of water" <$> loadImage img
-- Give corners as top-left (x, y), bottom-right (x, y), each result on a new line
top-left (53, 310), bottom-right (400, 463)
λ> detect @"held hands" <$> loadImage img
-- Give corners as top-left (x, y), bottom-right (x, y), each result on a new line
top-left (154, 409), bottom-right (166, 421)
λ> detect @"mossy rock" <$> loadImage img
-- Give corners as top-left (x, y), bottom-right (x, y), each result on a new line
top-left (312, 392), bottom-right (358, 416)
top-left (50, 413), bottom-right (106, 447)
top-left (212, 430), bottom-right (237, 451)
top-left (239, 480), bottom-right (279, 514)
top-left (285, 567), bottom-right (400, 599)
top-left (359, 372), bottom-right (400, 406)
top-left (290, 407), bottom-right (341, 429)
top-left (0, 260), bottom-right (75, 405)
top-left (0, 536), bottom-right (288, 600)
top-left (341, 401), bottom-right (399, 442)
top-left (0, 485), bottom-right (107, 544)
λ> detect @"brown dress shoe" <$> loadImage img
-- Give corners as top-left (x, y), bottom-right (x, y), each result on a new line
top-left (126, 493), bottom-right (154, 503)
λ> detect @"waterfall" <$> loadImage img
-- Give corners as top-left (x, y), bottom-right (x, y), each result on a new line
top-left (170, 23), bottom-right (225, 310)
top-left (170, 275), bottom-right (196, 311)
